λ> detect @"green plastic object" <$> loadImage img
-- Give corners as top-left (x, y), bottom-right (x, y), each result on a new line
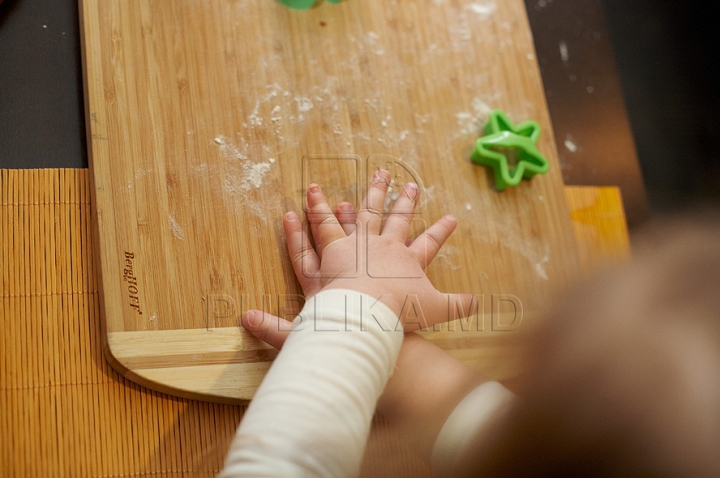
top-left (277, 0), bottom-right (340, 10)
top-left (471, 109), bottom-right (550, 191)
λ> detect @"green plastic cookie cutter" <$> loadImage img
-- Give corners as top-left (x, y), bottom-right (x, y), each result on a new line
top-left (277, 0), bottom-right (340, 10)
top-left (471, 109), bottom-right (550, 191)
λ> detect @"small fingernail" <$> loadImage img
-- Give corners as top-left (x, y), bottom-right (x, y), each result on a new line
top-left (405, 183), bottom-right (419, 199)
top-left (338, 202), bottom-right (351, 212)
top-left (285, 211), bottom-right (298, 221)
top-left (445, 215), bottom-right (457, 222)
top-left (244, 310), bottom-right (260, 328)
top-left (309, 184), bottom-right (320, 194)
top-left (373, 170), bottom-right (389, 185)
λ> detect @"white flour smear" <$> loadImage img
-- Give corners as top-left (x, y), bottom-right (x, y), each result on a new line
top-left (455, 97), bottom-right (497, 137)
top-left (168, 214), bottom-right (185, 241)
top-left (206, 135), bottom-right (277, 222)
top-left (466, 2), bottom-right (497, 19)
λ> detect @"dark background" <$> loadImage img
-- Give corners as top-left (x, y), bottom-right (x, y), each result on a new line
top-left (0, 0), bottom-right (86, 169)
top-left (1, 0), bottom-right (719, 221)
top-left (602, 0), bottom-right (720, 212)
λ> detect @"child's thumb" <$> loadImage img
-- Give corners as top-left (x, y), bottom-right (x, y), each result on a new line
top-left (241, 310), bottom-right (292, 350)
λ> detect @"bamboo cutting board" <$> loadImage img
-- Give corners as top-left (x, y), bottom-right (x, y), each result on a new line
top-left (81, 0), bottom-right (580, 403)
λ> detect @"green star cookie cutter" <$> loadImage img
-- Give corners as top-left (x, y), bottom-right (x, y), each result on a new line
top-left (471, 109), bottom-right (550, 191)
top-left (277, 0), bottom-right (340, 10)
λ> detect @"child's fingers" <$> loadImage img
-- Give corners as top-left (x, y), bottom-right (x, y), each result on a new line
top-left (306, 184), bottom-right (347, 257)
top-left (358, 169), bottom-right (391, 236)
top-left (242, 310), bottom-right (291, 350)
top-left (408, 215), bottom-right (458, 269)
top-left (382, 182), bottom-right (420, 242)
top-left (284, 211), bottom-right (321, 291)
top-left (335, 202), bottom-right (357, 235)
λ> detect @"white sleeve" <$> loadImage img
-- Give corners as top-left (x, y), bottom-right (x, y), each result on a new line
top-left (219, 289), bottom-right (404, 478)
top-left (431, 381), bottom-right (516, 475)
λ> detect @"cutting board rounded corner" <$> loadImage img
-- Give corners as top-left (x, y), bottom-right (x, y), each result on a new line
top-left (101, 321), bottom-right (259, 404)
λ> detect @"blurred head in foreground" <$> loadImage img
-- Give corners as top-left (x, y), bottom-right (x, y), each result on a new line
top-left (463, 215), bottom-right (720, 477)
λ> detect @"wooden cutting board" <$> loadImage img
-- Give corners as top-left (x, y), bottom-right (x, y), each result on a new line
top-left (80, 0), bottom-right (580, 403)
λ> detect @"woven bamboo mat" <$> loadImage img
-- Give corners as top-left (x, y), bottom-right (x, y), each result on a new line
top-left (1, 169), bottom-right (629, 477)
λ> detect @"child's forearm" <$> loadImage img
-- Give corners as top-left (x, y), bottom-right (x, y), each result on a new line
top-left (220, 289), bottom-right (403, 478)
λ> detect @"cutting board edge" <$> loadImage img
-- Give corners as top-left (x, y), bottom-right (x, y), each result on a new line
top-left (102, 337), bottom-right (256, 405)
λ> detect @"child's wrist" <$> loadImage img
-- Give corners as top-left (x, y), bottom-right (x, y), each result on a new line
top-left (320, 281), bottom-right (405, 318)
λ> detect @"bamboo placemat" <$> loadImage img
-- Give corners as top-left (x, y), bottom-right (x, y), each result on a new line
top-left (0, 169), bottom-right (628, 477)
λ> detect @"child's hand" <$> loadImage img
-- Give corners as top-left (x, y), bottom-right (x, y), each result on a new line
top-left (284, 169), bottom-right (475, 330)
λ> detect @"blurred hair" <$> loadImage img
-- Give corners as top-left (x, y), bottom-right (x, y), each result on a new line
top-left (460, 213), bottom-right (720, 477)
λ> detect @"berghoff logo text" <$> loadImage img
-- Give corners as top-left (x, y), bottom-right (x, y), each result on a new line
top-left (123, 251), bottom-right (143, 315)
